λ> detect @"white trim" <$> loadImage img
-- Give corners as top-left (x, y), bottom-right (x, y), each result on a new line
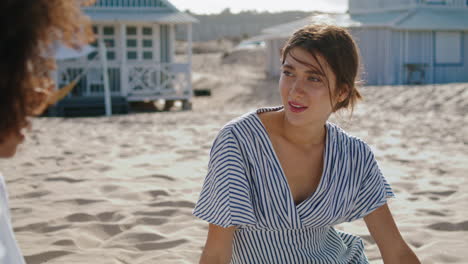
top-left (187, 23), bottom-right (193, 98)
top-left (169, 24), bottom-right (175, 62)
top-left (120, 23), bottom-right (128, 96)
top-left (430, 31), bottom-right (435, 83)
top-left (389, 9), bottom-right (414, 27)
top-left (153, 24), bottom-right (161, 62)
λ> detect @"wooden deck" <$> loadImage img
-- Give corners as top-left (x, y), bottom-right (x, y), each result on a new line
top-left (48, 97), bottom-right (129, 117)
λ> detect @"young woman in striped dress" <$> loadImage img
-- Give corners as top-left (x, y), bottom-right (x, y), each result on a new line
top-left (193, 24), bottom-right (420, 263)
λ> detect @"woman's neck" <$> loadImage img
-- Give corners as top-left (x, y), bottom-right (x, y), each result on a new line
top-left (279, 113), bottom-right (327, 149)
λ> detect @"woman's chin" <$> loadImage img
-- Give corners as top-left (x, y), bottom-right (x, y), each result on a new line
top-left (0, 146), bottom-right (19, 158)
top-left (0, 134), bottom-right (24, 158)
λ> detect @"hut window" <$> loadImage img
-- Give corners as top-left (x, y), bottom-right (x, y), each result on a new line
top-left (127, 39), bottom-right (137, 48)
top-left (127, 51), bottom-right (138, 60)
top-left (143, 39), bottom-right (153, 48)
top-left (125, 25), bottom-right (156, 61)
top-left (143, 27), bottom-right (153, 36)
top-left (143, 52), bottom-right (153, 60)
top-left (103, 26), bottom-right (115, 36)
top-left (127, 27), bottom-right (137, 36)
top-left (435, 32), bottom-right (462, 65)
top-left (107, 52), bottom-right (116, 60)
top-left (104, 39), bottom-right (115, 48)
top-left (88, 25), bottom-right (117, 61)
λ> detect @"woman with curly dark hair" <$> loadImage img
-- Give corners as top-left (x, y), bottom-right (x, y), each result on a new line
top-left (0, 0), bottom-right (94, 262)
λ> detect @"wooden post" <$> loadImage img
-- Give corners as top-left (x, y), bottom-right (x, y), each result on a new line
top-left (169, 24), bottom-right (175, 63)
top-left (99, 40), bottom-right (112, 116)
top-left (120, 23), bottom-right (127, 97)
top-left (187, 23), bottom-right (193, 98)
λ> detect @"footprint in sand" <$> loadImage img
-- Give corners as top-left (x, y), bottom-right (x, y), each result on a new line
top-left (148, 201), bottom-right (196, 208)
top-left (65, 213), bottom-right (98, 222)
top-left (61, 198), bottom-right (105, 206)
top-left (100, 184), bottom-right (123, 193)
top-left (103, 232), bottom-right (167, 250)
top-left (144, 174), bottom-right (175, 181)
top-left (16, 190), bottom-right (51, 199)
top-left (14, 222), bottom-right (71, 233)
top-left (413, 190), bottom-right (457, 197)
top-left (45, 176), bottom-right (85, 183)
top-left (52, 239), bottom-right (76, 247)
top-left (135, 217), bottom-right (169, 226)
top-left (24, 250), bottom-right (73, 264)
top-left (134, 209), bottom-right (178, 217)
top-left (135, 239), bottom-right (188, 251)
top-left (145, 190), bottom-right (170, 200)
top-left (416, 209), bottom-right (448, 217)
top-left (133, 163), bottom-right (152, 168)
top-left (97, 211), bottom-right (127, 222)
top-left (427, 220), bottom-right (468, 231)
top-left (81, 223), bottom-right (124, 241)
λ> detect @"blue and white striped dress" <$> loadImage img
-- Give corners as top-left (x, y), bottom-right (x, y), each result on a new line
top-left (193, 107), bottom-right (395, 263)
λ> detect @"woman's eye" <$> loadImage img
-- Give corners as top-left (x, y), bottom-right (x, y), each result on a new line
top-left (308, 76), bottom-right (321, 82)
top-left (282, 70), bottom-right (293, 77)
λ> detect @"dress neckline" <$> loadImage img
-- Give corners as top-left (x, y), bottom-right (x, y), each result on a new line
top-left (252, 106), bottom-right (330, 209)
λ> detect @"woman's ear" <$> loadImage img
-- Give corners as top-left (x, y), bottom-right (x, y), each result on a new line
top-left (337, 85), bottom-right (350, 103)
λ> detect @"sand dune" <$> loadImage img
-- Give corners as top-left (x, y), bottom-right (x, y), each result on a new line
top-left (0, 51), bottom-right (466, 263)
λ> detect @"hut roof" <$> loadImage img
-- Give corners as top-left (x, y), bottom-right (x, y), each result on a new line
top-left (395, 8), bottom-right (468, 31)
top-left (85, 9), bottom-right (198, 24)
top-left (84, 0), bottom-right (198, 24)
top-left (260, 7), bottom-right (468, 39)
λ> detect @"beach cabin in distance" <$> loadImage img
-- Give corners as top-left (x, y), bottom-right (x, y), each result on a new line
top-left (52, 0), bottom-right (197, 116)
top-left (263, 0), bottom-right (468, 85)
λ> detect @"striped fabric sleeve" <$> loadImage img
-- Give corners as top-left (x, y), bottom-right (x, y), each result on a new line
top-left (346, 144), bottom-right (395, 222)
top-left (193, 128), bottom-right (256, 228)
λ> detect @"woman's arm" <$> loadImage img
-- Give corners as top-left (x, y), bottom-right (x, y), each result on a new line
top-left (364, 203), bottom-right (420, 264)
top-left (199, 224), bottom-right (236, 264)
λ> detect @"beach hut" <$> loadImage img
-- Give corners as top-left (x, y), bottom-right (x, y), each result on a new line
top-left (262, 0), bottom-right (468, 85)
top-left (52, 0), bottom-right (197, 116)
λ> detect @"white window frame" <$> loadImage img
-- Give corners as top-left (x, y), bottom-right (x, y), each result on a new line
top-left (126, 25), bottom-right (139, 61)
top-left (125, 25), bottom-right (155, 61)
top-left (434, 31), bottom-right (463, 65)
top-left (89, 24), bottom-right (118, 62)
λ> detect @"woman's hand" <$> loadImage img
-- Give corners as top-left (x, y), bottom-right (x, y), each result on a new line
top-left (364, 204), bottom-right (420, 264)
top-left (199, 224), bottom-right (236, 264)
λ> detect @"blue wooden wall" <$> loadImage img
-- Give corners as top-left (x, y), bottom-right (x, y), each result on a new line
top-left (350, 28), bottom-right (467, 85)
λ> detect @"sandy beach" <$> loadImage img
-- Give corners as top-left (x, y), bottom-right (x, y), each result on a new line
top-left (0, 50), bottom-right (467, 264)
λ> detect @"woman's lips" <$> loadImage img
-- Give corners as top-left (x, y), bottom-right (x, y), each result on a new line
top-left (288, 101), bottom-right (308, 113)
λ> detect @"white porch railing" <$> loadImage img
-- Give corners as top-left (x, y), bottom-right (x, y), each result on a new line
top-left (56, 61), bottom-right (192, 101)
top-left (126, 63), bottom-right (191, 101)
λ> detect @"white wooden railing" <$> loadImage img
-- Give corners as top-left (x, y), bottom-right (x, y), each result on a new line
top-left (56, 62), bottom-right (192, 101)
top-left (126, 63), bottom-right (191, 100)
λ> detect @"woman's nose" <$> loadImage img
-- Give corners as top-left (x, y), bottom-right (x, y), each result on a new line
top-left (290, 79), bottom-right (305, 96)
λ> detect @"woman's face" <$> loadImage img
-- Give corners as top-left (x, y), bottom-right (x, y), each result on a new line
top-left (0, 131), bottom-right (25, 158)
top-left (279, 47), bottom-right (339, 127)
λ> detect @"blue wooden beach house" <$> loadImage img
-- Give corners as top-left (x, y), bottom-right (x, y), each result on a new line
top-left (52, 0), bottom-right (197, 116)
top-left (263, 0), bottom-right (468, 85)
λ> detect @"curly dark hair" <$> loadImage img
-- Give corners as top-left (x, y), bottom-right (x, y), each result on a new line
top-left (0, 0), bottom-right (95, 140)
